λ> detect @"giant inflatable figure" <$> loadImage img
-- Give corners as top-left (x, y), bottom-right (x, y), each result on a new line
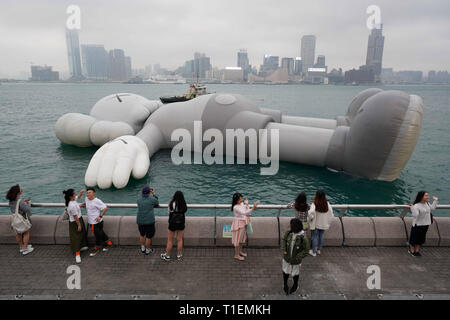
top-left (55, 89), bottom-right (424, 189)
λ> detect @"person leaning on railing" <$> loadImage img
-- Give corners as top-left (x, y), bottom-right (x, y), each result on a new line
top-left (407, 191), bottom-right (439, 257)
top-left (63, 188), bottom-right (88, 263)
top-left (230, 192), bottom-right (258, 261)
top-left (136, 186), bottom-right (159, 255)
top-left (287, 192), bottom-right (310, 231)
top-left (6, 184), bottom-right (34, 255)
top-left (308, 190), bottom-right (334, 257)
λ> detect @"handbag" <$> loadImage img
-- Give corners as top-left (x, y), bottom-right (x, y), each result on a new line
top-left (11, 199), bottom-right (32, 234)
top-left (61, 208), bottom-right (69, 221)
top-left (246, 222), bottom-right (253, 235)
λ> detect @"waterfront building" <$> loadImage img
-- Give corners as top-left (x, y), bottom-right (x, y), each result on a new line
top-left (237, 49), bottom-right (250, 81)
top-left (294, 57), bottom-right (302, 75)
top-left (125, 56), bottom-right (132, 80)
top-left (281, 57), bottom-right (295, 75)
top-left (108, 49), bottom-right (127, 81)
top-left (300, 35), bottom-right (316, 73)
top-left (30, 65), bottom-right (59, 81)
top-left (427, 70), bottom-right (450, 83)
top-left (344, 68), bottom-right (375, 84)
top-left (81, 44), bottom-right (108, 80)
top-left (65, 29), bottom-right (83, 80)
top-left (259, 54), bottom-right (279, 77)
top-left (223, 67), bottom-right (244, 82)
top-left (365, 25), bottom-right (384, 77)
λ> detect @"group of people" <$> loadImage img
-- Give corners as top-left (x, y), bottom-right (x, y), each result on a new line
top-left (5, 184), bottom-right (439, 294)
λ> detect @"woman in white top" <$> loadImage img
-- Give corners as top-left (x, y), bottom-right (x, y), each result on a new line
top-left (63, 188), bottom-right (88, 263)
top-left (231, 192), bottom-right (258, 261)
top-left (307, 190), bottom-right (334, 257)
top-left (407, 191), bottom-right (439, 257)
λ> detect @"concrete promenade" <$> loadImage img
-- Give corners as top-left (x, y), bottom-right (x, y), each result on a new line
top-left (1, 214), bottom-right (450, 299)
top-left (1, 245), bottom-right (450, 300)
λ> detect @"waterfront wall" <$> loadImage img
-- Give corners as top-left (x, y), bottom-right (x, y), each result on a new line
top-left (0, 214), bottom-right (449, 247)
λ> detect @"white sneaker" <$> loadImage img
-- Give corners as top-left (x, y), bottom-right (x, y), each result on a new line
top-left (80, 246), bottom-right (89, 252)
top-left (75, 255), bottom-right (81, 264)
top-left (145, 248), bottom-right (154, 255)
top-left (141, 245), bottom-right (146, 253)
top-left (317, 249), bottom-right (321, 255)
top-left (308, 249), bottom-right (316, 257)
top-left (22, 247), bottom-right (34, 256)
top-left (19, 245), bottom-right (32, 253)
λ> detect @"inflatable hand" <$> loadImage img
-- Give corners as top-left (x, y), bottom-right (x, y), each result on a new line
top-left (55, 93), bottom-right (162, 147)
top-left (84, 135), bottom-right (150, 189)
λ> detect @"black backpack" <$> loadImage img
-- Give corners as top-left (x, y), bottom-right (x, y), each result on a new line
top-left (169, 204), bottom-right (185, 225)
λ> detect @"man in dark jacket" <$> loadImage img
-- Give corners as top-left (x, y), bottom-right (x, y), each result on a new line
top-left (137, 186), bottom-right (159, 254)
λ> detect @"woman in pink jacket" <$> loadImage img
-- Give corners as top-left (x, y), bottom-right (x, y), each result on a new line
top-left (231, 192), bottom-right (258, 261)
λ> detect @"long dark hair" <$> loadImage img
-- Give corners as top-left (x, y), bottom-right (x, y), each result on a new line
top-left (314, 190), bottom-right (329, 213)
top-left (413, 190), bottom-right (427, 205)
top-left (63, 189), bottom-right (75, 207)
top-left (294, 192), bottom-right (309, 212)
top-left (290, 218), bottom-right (303, 234)
top-left (6, 184), bottom-right (21, 202)
top-left (170, 191), bottom-right (187, 213)
top-left (231, 192), bottom-right (243, 211)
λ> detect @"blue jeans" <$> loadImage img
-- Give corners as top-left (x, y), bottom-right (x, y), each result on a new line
top-left (311, 229), bottom-right (325, 253)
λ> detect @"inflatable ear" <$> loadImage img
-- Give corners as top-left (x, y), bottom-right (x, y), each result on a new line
top-left (326, 90), bottom-right (424, 181)
top-left (90, 93), bottom-right (162, 133)
top-left (55, 113), bottom-right (96, 147)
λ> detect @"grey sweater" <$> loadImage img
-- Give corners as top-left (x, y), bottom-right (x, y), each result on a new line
top-left (9, 199), bottom-right (32, 222)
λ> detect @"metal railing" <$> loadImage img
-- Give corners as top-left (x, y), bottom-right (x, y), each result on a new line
top-left (1, 202), bottom-right (449, 246)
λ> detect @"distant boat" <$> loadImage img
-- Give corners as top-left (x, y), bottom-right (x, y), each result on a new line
top-left (160, 81), bottom-right (209, 104)
top-left (144, 77), bottom-right (186, 84)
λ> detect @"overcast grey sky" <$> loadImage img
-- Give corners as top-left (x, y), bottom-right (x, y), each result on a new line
top-left (0, 0), bottom-right (449, 78)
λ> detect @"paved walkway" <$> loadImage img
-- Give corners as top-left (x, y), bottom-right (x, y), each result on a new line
top-left (0, 245), bottom-right (449, 300)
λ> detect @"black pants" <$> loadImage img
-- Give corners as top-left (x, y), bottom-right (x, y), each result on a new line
top-left (90, 221), bottom-right (109, 246)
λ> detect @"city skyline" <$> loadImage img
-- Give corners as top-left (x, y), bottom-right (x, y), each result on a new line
top-left (1, 0), bottom-right (450, 78)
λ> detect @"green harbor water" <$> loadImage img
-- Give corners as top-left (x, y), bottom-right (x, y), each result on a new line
top-left (0, 83), bottom-right (449, 217)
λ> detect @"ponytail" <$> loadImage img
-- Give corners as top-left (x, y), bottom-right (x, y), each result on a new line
top-left (63, 189), bottom-right (75, 207)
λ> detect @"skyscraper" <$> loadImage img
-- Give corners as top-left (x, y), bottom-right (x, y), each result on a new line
top-left (365, 25), bottom-right (384, 77)
top-left (81, 44), bottom-right (108, 80)
top-left (65, 29), bottom-right (83, 80)
top-left (259, 54), bottom-right (279, 76)
top-left (125, 56), bottom-right (132, 80)
top-left (237, 49), bottom-right (250, 80)
top-left (300, 35), bottom-right (316, 73)
top-left (281, 57), bottom-right (295, 75)
top-left (108, 49), bottom-right (127, 81)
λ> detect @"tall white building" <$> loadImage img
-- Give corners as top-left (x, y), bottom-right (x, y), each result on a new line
top-left (300, 35), bottom-right (316, 74)
top-left (65, 29), bottom-right (83, 80)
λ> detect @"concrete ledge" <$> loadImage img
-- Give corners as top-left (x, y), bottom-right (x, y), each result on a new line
top-left (342, 217), bottom-right (375, 246)
top-left (183, 217), bottom-right (215, 246)
top-left (118, 216), bottom-right (139, 246)
top-left (434, 217), bottom-right (450, 246)
top-left (372, 217), bottom-right (408, 246)
top-left (404, 217), bottom-right (439, 246)
top-left (0, 215), bottom-right (16, 244)
top-left (215, 217), bottom-right (235, 247)
top-left (247, 217), bottom-right (278, 247)
top-left (55, 215), bottom-right (89, 245)
top-left (27, 215), bottom-right (58, 244)
top-left (279, 216), bottom-right (343, 246)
